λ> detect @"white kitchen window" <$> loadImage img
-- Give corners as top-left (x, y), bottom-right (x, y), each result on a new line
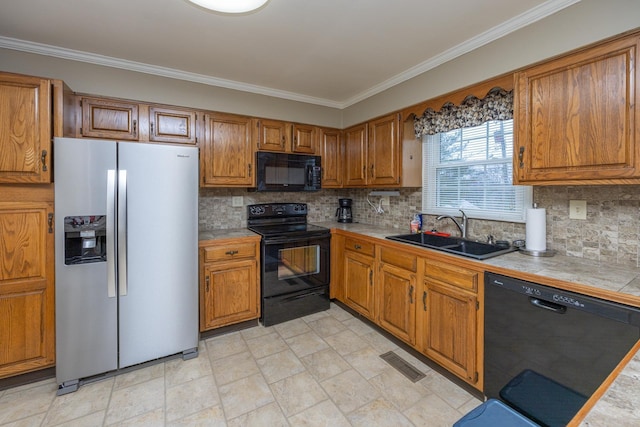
top-left (422, 119), bottom-right (531, 222)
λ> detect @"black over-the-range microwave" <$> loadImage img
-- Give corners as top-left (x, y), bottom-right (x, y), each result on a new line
top-left (255, 152), bottom-right (322, 192)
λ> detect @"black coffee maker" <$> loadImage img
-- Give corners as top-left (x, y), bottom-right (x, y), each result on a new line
top-left (336, 198), bottom-right (353, 223)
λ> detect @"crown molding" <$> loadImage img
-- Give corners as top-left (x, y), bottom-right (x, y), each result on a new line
top-left (0, 36), bottom-right (343, 109)
top-left (341, 0), bottom-right (581, 107)
top-left (0, 0), bottom-right (579, 110)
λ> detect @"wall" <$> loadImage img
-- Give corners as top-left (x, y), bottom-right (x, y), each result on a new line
top-left (0, 49), bottom-right (343, 128)
top-left (200, 186), bottom-right (640, 268)
top-left (342, 0), bottom-right (640, 126)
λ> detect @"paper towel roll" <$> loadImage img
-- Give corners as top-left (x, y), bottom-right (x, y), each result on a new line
top-left (526, 208), bottom-right (547, 251)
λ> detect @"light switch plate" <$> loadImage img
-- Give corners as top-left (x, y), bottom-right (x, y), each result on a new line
top-left (569, 200), bottom-right (587, 220)
top-left (231, 196), bottom-right (243, 207)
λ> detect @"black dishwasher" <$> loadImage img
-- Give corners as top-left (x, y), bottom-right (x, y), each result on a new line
top-left (484, 272), bottom-right (640, 427)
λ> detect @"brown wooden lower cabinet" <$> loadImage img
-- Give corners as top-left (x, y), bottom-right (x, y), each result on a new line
top-left (342, 238), bottom-right (376, 320)
top-left (377, 247), bottom-right (418, 345)
top-left (199, 237), bottom-right (260, 331)
top-left (332, 230), bottom-right (482, 389)
top-left (0, 194), bottom-right (55, 379)
top-left (421, 277), bottom-right (478, 383)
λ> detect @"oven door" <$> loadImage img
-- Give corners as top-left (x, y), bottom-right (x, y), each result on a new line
top-left (262, 233), bottom-right (330, 297)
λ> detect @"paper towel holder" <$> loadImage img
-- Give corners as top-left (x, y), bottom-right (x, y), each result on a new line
top-left (519, 247), bottom-right (557, 257)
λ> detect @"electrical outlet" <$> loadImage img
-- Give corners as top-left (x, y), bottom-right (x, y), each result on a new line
top-left (380, 196), bottom-right (390, 206)
top-left (569, 200), bottom-right (587, 220)
top-left (231, 196), bottom-right (243, 207)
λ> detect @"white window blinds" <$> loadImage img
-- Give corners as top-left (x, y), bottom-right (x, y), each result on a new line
top-left (422, 119), bottom-right (531, 223)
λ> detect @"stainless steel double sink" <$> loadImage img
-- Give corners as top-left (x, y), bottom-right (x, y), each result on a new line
top-left (385, 233), bottom-right (517, 260)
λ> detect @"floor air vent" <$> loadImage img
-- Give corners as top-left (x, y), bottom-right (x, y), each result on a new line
top-left (379, 351), bottom-right (426, 383)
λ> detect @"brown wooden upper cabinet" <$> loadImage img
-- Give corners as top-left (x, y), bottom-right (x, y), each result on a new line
top-left (319, 127), bottom-right (342, 188)
top-left (514, 32), bottom-right (640, 184)
top-left (368, 113), bottom-right (401, 186)
top-left (291, 123), bottom-right (317, 154)
top-left (81, 97), bottom-right (139, 141)
top-left (149, 106), bottom-right (197, 145)
top-left (254, 118), bottom-right (318, 154)
top-left (201, 112), bottom-right (255, 187)
top-left (344, 123), bottom-right (368, 187)
top-left (255, 118), bottom-right (289, 152)
top-left (343, 113), bottom-right (401, 187)
top-left (0, 73), bottom-right (52, 184)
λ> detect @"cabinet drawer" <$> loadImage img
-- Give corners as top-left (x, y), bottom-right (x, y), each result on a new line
top-left (379, 246), bottom-right (417, 272)
top-left (424, 259), bottom-right (478, 292)
top-left (344, 237), bottom-right (375, 257)
top-left (203, 243), bottom-right (256, 262)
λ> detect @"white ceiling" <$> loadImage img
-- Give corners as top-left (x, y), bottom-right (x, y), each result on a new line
top-left (0, 0), bottom-right (579, 108)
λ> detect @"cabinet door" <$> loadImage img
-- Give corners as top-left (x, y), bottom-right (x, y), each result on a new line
top-left (256, 119), bottom-right (289, 152)
top-left (0, 74), bottom-right (51, 184)
top-left (292, 124), bottom-right (317, 154)
top-left (515, 35), bottom-right (640, 183)
top-left (81, 97), bottom-right (139, 140)
top-left (377, 262), bottom-right (416, 345)
top-left (201, 259), bottom-right (259, 330)
top-left (0, 201), bottom-right (55, 379)
top-left (368, 113), bottom-right (400, 186)
top-left (343, 250), bottom-right (375, 319)
top-left (343, 124), bottom-right (368, 187)
top-left (149, 106), bottom-right (197, 145)
top-left (201, 113), bottom-right (254, 187)
top-left (423, 279), bottom-right (477, 383)
top-left (320, 128), bottom-right (342, 188)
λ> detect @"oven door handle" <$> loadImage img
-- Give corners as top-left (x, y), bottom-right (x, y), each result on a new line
top-left (263, 234), bottom-right (330, 245)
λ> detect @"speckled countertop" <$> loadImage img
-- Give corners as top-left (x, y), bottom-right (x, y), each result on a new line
top-left (198, 228), bottom-right (259, 243)
top-left (199, 223), bottom-right (640, 425)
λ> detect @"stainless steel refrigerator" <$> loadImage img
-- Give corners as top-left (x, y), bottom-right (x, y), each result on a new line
top-left (54, 137), bottom-right (199, 395)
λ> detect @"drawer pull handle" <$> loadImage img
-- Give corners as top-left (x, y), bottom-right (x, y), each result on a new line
top-left (225, 250), bottom-right (239, 256)
top-left (205, 276), bottom-right (210, 292)
top-left (409, 285), bottom-right (414, 304)
top-left (422, 291), bottom-right (427, 311)
top-left (354, 244), bottom-right (361, 250)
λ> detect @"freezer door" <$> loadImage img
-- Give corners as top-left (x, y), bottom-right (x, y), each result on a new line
top-left (117, 142), bottom-right (199, 368)
top-left (54, 137), bottom-right (118, 385)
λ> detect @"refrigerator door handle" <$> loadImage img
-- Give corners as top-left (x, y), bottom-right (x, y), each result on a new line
top-left (106, 170), bottom-right (117, 298)
top-left (118, 169), bottom-right (128, 296)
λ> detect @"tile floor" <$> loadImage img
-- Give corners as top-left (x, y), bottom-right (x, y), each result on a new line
top-left (0, 303), bottom-right (482, 426)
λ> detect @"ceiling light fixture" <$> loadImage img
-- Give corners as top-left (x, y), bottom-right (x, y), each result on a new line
top-left (187, 0), bottom-right (269, 14)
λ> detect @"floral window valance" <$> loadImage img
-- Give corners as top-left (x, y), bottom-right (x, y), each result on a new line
top-left (414, 88), bottom-right (513, 138)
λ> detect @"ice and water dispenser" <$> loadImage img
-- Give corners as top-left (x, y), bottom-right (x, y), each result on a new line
top-left (63, 216), bottom-right (107, 265)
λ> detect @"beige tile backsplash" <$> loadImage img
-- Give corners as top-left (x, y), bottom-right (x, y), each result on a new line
top-left (199, 185), bottom-right (640, 268)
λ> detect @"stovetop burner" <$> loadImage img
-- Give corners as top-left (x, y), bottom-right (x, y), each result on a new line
top-left (247, 203), bottom-right (328, 239)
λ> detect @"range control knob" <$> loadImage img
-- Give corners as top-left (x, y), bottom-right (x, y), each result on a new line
top-left (249, 206), bottom-right (265, 215)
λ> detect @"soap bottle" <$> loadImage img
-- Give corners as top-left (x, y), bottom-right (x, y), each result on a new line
top-left (410, 214), bottom-right (422, 233)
